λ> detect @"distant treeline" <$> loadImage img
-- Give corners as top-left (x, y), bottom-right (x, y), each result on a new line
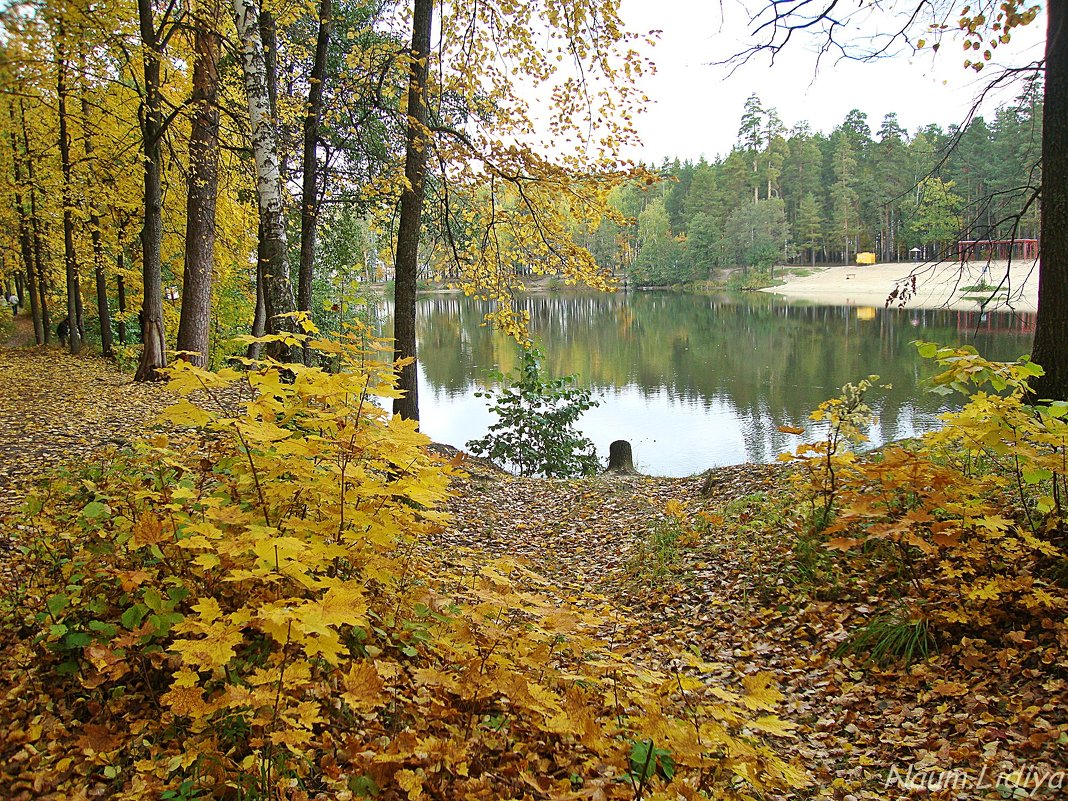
top-left (582, 83), bottom-right (1043, 285)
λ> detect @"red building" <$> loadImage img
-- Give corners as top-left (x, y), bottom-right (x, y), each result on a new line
top-left (957, 239), bottom-right (1039, 260)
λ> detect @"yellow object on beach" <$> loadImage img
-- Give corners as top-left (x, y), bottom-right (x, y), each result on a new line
top-left (856, 252), bottom-right (876, 265)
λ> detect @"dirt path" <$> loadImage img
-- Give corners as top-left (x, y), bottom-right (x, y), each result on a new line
top-left (439, 463), bottom-right (1067, 800)
top-left (0, 321), bottom-right (175, 514)
top-left (438, 466), bottom-right (848, 787)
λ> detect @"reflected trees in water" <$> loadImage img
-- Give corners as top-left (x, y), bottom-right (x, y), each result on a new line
top-left (380, 292), bottom-right (1034, 473)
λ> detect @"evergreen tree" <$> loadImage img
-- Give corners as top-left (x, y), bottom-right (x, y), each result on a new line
top-left (737, 94), bottom-right (765, 202)
top-left (909, 177), bottom-right (965, 254)
top-left (830, 133), bottom-right (859, 263)
top-left (795, 192), bottom-right (824, 267)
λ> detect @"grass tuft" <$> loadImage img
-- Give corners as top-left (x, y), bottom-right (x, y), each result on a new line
top-left (835, 612), bottom-right (936, 666)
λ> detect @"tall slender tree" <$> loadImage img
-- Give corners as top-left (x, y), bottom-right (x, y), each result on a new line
top-left (244, 9), bottom-right (276, 363)
top-left (135, 0), bottom-right (172, 380)
top-left (232, 0), bottom-right (299, 362)
top-left (55, 15), bottom-right (82, 354)
top-left (297, 0), bottom-right (333, 364)
top-left (392, 0), bottom-right (433, 422)
top-left (795, 192), bottom-right (824, 267)
top-left (7, 106), bottom-right (42, 344)
top-left (79, 50), bottom-right (115, 357)
top-left (20, 98), bottom-right (50, 343)
top-left (176, 0), bottom-right (222, 367)
top-left (830, 134), bottom-right (858, 264)
top-left (738, 94), bottom-right (765, 203)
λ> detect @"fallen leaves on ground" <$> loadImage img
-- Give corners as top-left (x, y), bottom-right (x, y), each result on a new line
top-left (0, 338), bottom-right (1063, 799)
top-left (0, 347), bottom-right (174, 514)
top-left (441, 459), bottom-right (1066, 799)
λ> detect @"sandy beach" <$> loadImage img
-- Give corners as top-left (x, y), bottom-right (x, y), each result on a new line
top-left (761, 259), bottom-right (1040, 312)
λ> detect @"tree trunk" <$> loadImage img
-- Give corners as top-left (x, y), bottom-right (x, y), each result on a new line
top-left (1032, 0), bottom-right (1068, 401)
top-left (75, 283), bottom-right (85, 342)
top-left (56, 21), bottom-right (82, 355)
top-left (245, 11), bottom-right (274, 363)
top-left (246, 246), bottom-right (267, 360)
top-left (606, 440), bottom-right (636, 474)
top-left (8, 109), bottom-right (42, 344)
top-left (117, 271), bottom-right (127, 345)
top-left (232, 0), bottom-right (299, 363)
top-left (298, 0), bottom-right (332, 363)
top-left (259, 10), bottom-right (281, 176)
top-left (136, 0), bottom-right (168, 381)
top-left (30, 191), bottom-right (50, 343)
top-left (21, 100), bottom-right (51, 344)
top-left (80, 59), bottom-right (114, 358)
top-left (393, 0), bottom-right (434, 423)
top-left (177, 0), bottom-right (221, 368)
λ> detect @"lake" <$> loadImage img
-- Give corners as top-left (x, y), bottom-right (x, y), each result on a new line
top-left (384, 291), bottom-right (1035, 476)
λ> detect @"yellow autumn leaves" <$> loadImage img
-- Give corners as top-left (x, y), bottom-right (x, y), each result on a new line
top-left (783, 344), bottom-right (1067, 640)
top-left (12, 329), bottom-right (807, 799)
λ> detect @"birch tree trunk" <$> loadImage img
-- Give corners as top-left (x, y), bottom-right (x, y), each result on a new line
top-left (232, 0), bottom-right (298, 363)
top-left (392, 0), bottom-right (434, 423)
top-left (177, 0), bottom-right (221, 368)
top-left (245, 234), bottom-right (267, 360)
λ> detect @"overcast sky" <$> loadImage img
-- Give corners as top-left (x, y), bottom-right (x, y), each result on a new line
top-left (616, 0), bottom-right (1047, 164)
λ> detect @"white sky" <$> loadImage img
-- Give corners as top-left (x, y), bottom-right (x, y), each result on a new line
top-left (617, 0), bottom-right (1047, 164)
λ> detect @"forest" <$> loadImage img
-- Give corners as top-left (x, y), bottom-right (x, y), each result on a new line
top-left (0, 0), bottom-right (645, 392)
top-left (602, 89), bottom-right (1043, 286)
top-left (0, 0), bottom-right (1051, 378)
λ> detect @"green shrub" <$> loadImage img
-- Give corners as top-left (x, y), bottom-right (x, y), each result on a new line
top-left (727, 268), bottom-right (777, 290)
top-left (466, 345), bottom-right (600, 477)
top-left (783, 344), bottom-right (1068, 654)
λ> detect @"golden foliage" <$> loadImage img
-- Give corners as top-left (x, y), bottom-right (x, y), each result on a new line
top-left (783, 343), bottom-right (1067, 643)
top-left (6, 327), bottom-right (804, 799)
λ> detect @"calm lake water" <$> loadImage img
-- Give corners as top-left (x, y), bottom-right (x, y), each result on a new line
top-left (383, 291), bottom-right (1035, 477)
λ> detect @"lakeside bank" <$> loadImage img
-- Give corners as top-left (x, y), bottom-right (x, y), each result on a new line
top-left (759, 258), bottom-right (1039, 311)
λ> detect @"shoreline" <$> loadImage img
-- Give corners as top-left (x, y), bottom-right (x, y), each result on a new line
top-left (378, 259), bottom-right (1041, 312)
top-left (759, 259), bottom-right (1039, 312)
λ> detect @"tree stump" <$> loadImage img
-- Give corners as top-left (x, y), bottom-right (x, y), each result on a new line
top-left (699, 470), bottom-right (719, 497)
top-left (606, 439), bottom-right (636, 474)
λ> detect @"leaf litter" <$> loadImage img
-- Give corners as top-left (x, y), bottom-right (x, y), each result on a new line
top-left (0, 342), bottom-right (1062, 799)
top-left (442, 456), bottom-right (1066, 800)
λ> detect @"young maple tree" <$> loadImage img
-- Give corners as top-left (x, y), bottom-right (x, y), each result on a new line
top-left (783, 344), bottom-right (1067, 667)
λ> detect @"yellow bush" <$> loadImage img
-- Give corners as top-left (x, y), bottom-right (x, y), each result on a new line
top-left (7, 325), bottom-right (805, 800)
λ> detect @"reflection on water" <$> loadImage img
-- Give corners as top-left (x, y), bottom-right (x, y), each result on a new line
top-left (382, 291), bottom-right (1034, 476)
